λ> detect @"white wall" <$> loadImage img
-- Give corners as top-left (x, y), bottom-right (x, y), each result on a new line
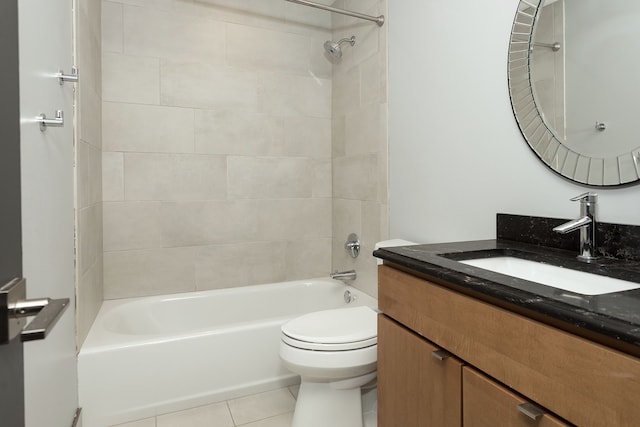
top-left (388, 0), bottom-right (640, 244)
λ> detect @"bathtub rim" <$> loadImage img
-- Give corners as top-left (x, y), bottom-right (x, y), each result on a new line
top-left (80, 277), bottom-right (377, 352)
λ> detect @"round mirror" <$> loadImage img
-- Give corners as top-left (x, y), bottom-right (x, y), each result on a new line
top-left (508, 0), bottom-right (640, 186)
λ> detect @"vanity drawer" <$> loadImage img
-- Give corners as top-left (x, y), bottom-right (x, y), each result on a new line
top-left (378, 264), bottom-right (640, 427)
top-left (378, 314), bottom-right (463, 427)
top-left (463, 367), bottom-right (570, 427)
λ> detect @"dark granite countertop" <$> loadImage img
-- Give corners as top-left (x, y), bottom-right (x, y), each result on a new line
top-left (374, 214), bottom-right (640, 357)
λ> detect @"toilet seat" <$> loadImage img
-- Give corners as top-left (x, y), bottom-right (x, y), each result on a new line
top-left (281, 306), bottom-right (377, 352)
top-left (282, 334), bottom-right (377, 351)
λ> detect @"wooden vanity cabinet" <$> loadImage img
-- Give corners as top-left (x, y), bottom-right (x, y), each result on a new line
top-left (378, 315), bottom-right (463, 427)
top-left (378, 315), bottom-right (568, 427)
top-left (378, 264), bottom-right (640, 427)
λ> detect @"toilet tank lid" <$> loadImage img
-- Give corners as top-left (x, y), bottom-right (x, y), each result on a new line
top-left (281, 306), bottom-right (377, 344)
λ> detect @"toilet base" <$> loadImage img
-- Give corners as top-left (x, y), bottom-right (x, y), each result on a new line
top-left (292, 372), bottom-right (376, 427)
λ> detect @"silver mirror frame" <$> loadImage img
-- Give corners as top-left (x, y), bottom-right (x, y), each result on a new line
top-left (508, 0), bottom-right (640, 187)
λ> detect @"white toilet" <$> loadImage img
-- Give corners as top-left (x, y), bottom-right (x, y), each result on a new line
top-left (279, 305), bottom-right (378, 427)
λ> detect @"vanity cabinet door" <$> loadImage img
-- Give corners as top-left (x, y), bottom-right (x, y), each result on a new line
top-left (378, 314), bottom-right (463, 427)
top-left (463, 367), bottom-right (571, 427)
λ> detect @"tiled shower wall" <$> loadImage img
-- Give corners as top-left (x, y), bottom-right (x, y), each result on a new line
top-left (101, 0), bottom-right (334, 299)
top-left (331, 0), bottom-right (389, 298)
top-left (76, 0), bottom-right (103, 346)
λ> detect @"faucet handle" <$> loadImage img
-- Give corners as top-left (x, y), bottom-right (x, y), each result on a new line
top-left (570, 192), bottom-right (597, 203)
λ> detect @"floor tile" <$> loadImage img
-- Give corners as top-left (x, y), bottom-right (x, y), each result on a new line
top-left (364, 411), bottom-right (377, 427)
top-left (239, 412), bottom-right (293, 427)
top-left (111, 418), bottom-right (156, 427)
top-left (109, 386), bottom-right (375, 427)
top-left (228, 388), bottom-right (296, 426)
top-left (156, 401), bottom-right (234, 427)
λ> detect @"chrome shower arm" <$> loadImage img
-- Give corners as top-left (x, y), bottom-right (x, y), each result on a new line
top-left (336, 36), bottom-right (356, 47)
top-left (284, 0), bottom-right (385, 26)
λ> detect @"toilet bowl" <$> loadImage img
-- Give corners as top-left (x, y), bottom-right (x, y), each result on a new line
top-left (279, 305), bottom-right (378, 427)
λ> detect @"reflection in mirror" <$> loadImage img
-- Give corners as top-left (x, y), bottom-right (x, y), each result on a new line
top-left (509, 0), bottom-right (640, 186)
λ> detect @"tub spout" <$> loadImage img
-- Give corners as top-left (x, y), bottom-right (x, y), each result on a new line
top-left (330, 270), bottom-right (357, 281)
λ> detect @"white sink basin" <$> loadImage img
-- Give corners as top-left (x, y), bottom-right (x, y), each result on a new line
top-left (459, 256), bottom-right (640, 295)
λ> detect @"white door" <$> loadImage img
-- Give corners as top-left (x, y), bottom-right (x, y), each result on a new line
top-left (18, 0), bottom-right (78, 425)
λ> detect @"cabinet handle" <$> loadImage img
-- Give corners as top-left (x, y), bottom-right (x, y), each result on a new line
top-left (517, 402), bottom-right (546, 420)
top-left (431, 349), bottom-right (451, 361)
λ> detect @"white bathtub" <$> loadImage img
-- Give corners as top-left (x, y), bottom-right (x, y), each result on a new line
top-left (78, 278), bottom-right (377, 427)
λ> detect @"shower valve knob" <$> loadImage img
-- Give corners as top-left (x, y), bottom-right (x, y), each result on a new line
top-left (344, 233), bottom-right (360, 258)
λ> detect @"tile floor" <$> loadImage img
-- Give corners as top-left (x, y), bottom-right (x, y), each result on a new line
top-left (111, 385), bottom-right (377, 427)
top-left (111, 387), bottom-right (298, 427)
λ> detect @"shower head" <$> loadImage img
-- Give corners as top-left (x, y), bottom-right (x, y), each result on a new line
top-left (324, 36), bottom-right (356, 59)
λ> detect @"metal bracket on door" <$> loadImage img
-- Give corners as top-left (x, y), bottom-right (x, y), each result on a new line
top-left (0, 278), bottom-right (69, 344)
top-left (56, 66), bottom-right (79, 85)
top-left (36, 110), bottom-right (64, 131)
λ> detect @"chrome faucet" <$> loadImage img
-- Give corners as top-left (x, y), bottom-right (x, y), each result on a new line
top-left (330, 270), bottom-right (357, 281)
top-left (552, 192), bottom-right (599, 262)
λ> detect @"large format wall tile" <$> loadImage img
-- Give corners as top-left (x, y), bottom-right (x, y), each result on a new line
top-left (331, 0), bottom-right (389, 298)
top-left (79, 84), bottom-right (102, 149)
top-left (194, 110), bottom-right (285, 156)
top-left (195, 242), bottom-right (287, 290)
top-left (77, 257), bottom-right (103, 344)
top-left (102, 0), bottom-right (387, 299)
top-left (123, 5), bottom-right (226, 62)
top-left (333, 198), bottom-right (362, 242)
top-left (285, 238), bottom-right (332, 280)
top-left (103, 201), bottom-right (164, 251)
top-left (161, 60), bottom-right (260, 110)
top-left (283, 116), bottom-right (331, 158)
top-left (78, 0), bottom-right (104, 347)
top-left (102, 1), bottom-right (123, 53)
top-left (255, 198), bottom-right (331, 240)
top-left (103, 102), bottom-right (195, 153)
top-left (104, 247), bottom-right (196, 299)
top-left (331, 65), bottom-right (360, 116)
top-left (333, 154), bottom-right (378, 201)
top-left (259, 73), bottom-right (331, 118)
top-left (226, 23), bottom-right (311, 74)
top-left (78, 204), bottom-right (102, 277)
top-left (88, 143), bottom-right (103, 206)
top-left (102, 53), bottom-right (160, 104)
top-left (227, 156), bottom-right (314, 199)
top-left (157, 200), bottom-right (259, 247)
top-left (78, 12), bottom-right (102, 96)
top-left (124, 153), bottom-right (227, 201)
top-left (102, 151), bottom-right (124, 201)
top-left (105, 200), bottom-right (259, 251)
top-left (360, 51), bottom-right (387, 105)
top-left (312, 159), bottom-right (332, 198)
top-left (76, 141), bottom-right (91, 209)
top-left (344, 103), bottom-right (384, 156)
top-left (194, 112), bottom-right (331, 158)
